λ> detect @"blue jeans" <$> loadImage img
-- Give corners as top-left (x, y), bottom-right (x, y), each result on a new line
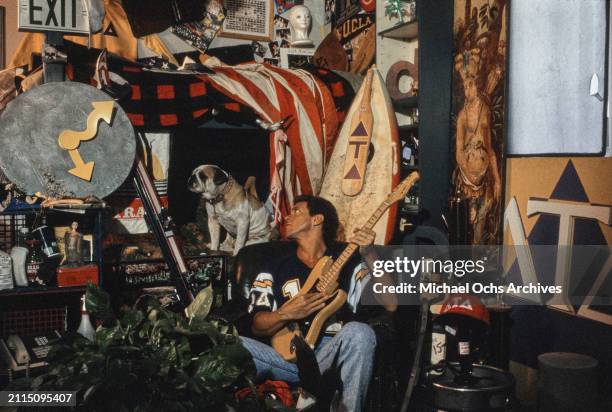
top-left (240, 322), bottom-right (376, 412)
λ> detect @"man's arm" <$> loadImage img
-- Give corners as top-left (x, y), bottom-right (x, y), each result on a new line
top-left (252, 293), bottom-right (330, 337)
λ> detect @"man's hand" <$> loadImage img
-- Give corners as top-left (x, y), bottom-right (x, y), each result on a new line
top-left (349, 227), bottom-right (376, 255)
top-left (278, 292), bottom-right (330, 321)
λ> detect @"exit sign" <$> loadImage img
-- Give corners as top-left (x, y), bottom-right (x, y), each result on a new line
top-left (18, 0), bottom-right (89, 34)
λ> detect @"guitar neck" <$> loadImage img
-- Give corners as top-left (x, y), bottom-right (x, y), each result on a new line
top-left (315, 171), bottom-right (419, 291)
top-left (317, 199), bottom-right (391, 289)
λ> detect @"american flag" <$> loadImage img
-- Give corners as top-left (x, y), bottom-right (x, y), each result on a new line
top-left (101, 58), bottom-right (355, 227)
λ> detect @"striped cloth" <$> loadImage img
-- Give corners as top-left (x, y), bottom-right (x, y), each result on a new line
top-left (54, 41), bottom-right (357, 226)
top-left (98, 57), bottom-right (355, 227)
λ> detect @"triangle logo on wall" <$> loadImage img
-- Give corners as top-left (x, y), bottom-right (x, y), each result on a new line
top-left (104, 22), bottom-right (118, 37)
top-left (344, 165), bottom-right (361, 180)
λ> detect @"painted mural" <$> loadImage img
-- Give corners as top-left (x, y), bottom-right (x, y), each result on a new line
top-left (452, 0), bottom-right (507, 245)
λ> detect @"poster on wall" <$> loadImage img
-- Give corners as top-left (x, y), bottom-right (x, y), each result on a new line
top-left (280, 47), bottom-right (314, 69)
top-left (110, 133), bottom-right (170, 235)
top-left (274, 0), bottom-right (296, 15)
top-left (220, 0), bottom-right (274, 41)
top-left (452, 0), bottom-right (508, 245)
top-left (334, 0), bottom-right (361, 25)
top-left (324, 0), bottom-right (335, 24)
top-left (503, 157), bottom-right (612, 323)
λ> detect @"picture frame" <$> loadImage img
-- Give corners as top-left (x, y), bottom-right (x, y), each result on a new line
top-left (280, 47), bottom-right (315, 69)
top-left (219, 0), bottom-right (274, 42)
top-left (0, 6), bottom-right (5, 70)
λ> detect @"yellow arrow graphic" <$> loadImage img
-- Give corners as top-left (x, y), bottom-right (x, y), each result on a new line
top-left (58, 101), bottom-right (114, 150)
top-left (67, 149), bottom-right (95, 181)
top-left (58, 100), bottom-right (114, 182)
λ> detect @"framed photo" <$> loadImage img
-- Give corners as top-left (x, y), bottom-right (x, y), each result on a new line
top-left (280, 47), bottom-right (315, 69)
top-left (220, 0), bottom-right (274, 41)
top-left (0, 6), bottom-right (5, 70)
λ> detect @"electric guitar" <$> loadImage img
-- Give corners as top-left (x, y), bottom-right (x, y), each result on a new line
top-left (271, 171), bottom-right (420, 361)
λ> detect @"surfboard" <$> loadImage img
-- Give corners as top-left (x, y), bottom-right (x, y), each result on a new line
top-left (320, 65), bottom-right (401, 244)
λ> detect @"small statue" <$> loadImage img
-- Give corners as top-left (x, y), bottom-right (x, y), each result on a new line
top-left (288, 5), bottom-right (313, 47)
top-left (64, 221), bottom-right (83, 266)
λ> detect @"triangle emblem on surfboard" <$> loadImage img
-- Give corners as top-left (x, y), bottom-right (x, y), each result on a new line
top-left (341, 68), bottom-right (375, 196)
top-left (352, 122), bottom-right (369, 137)
top-left (344, 165), bottom-right (361, 180)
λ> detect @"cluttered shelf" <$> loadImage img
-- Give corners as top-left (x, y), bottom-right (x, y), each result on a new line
top-left (0, 285), bottom-right (86, 297)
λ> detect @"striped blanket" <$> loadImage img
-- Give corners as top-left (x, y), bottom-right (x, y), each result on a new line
top-left (86, 49), bottom-right (356, 226)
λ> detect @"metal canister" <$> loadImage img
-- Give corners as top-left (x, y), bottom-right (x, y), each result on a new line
top-left (425, 363), bottom-right (515, 411)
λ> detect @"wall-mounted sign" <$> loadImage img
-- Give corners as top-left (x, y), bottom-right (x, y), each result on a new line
top-left (336, 13), bottom-right (373, 42)
top-left (18, 0), bottom-right (89, 34)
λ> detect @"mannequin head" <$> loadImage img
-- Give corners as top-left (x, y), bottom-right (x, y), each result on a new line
top-left (288, 5), bottom-right (313, 47)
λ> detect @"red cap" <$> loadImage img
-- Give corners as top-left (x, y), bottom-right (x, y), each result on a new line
top-left (438, 294), bottom-right (490, 325)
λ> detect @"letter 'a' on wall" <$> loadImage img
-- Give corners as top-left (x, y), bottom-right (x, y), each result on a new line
top-left (507, 0), bottom-right (607, 155)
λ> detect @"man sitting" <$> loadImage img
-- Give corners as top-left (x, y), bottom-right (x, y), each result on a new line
top-left (240, 195), bottom-right (396, 411)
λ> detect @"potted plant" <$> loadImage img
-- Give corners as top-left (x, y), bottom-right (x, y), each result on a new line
top-left (8, 284), bottom-right (293, 411)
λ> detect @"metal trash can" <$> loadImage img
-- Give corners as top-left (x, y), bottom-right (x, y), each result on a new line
top-left (425, 363), bottom-right (515, 411)
top-left (537, 352), bottom-right (598, 412)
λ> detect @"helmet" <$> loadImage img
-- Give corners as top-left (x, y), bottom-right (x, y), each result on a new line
top-left (437, 294), bottom-right (490, 325)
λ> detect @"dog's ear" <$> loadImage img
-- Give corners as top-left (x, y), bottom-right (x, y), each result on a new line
top-left (213, 168), bottom-right (229, 186)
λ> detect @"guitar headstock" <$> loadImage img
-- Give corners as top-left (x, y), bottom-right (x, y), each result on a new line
top-left (387, 171), bottom-right (420, 204)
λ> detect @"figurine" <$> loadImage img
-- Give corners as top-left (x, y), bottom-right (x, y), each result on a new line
top-left (64, 221), bottom-right (83, 266)
top-left (288, 5), bottom-right (313, 47)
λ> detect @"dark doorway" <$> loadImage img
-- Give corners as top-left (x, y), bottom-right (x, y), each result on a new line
top-left (167, 126), bottom-right (270, 226)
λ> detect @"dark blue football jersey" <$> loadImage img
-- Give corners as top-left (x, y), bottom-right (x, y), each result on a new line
top-left (248, 244), bottom-right (368, 336)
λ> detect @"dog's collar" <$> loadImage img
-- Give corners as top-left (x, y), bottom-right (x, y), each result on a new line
top-left (207, 178), bottom-right (234, 205)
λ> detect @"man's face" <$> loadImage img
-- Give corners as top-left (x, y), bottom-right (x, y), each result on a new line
top-left (284, 201), bottom-right (316, 239)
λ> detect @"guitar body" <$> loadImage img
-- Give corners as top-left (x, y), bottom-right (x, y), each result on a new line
top-left (271, 256), bottom-right (348, 362)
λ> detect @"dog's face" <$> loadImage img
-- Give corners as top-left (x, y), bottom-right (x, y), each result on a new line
top-left (188, 165), bottom-right (230, 200)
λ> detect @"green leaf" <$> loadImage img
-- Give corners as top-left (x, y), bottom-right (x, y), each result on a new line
top-left (120, 307), bottom-right (145, 328)
top-left (86, 283), bottom-right (115, 324)
top-left (185, 285), bottom-right (214, 320)
top-left (192, 343), bottom-right (255, 391)
top-left (107, 358), bottom-right (137, 386)
top-left (134, 295), bottom-right (162, 317)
